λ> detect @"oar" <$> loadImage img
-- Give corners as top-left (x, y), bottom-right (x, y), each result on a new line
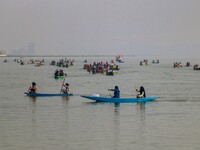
top-left (27, 86), bottom-right (31, 93)
top-left (135, 86), bottom-right (138, 98)
top-left (60, 76), bottom-right (66, 94)
top-left (108, 89), bottom-right (112, 97)
top-left (27, 83), bottom-right (33, 93)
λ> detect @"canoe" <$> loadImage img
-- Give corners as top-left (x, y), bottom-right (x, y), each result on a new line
top-left (106, 71), bottom-right (114, 76)
top-left (54, 75), bottom-right (65, 79)
top-left (24, 92), bottom-right (73, 97)
top-left (81, 95), bottom-right (159, 103)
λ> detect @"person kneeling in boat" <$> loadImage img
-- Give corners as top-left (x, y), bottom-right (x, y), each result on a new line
top-left (61, 83), bottom-right (71, 94)
top-left (108, 86), bottom-right (120, 98)
top-left (136, 86), bottom-right (146, 98)
top-left (29, 82), bottom-right (37, 93)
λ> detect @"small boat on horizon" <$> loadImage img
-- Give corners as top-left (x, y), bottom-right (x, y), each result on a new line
top-left (0, 50), bottom-right (7, 57)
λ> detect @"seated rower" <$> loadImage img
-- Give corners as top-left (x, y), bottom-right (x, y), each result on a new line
top-left (61, 83), bottom-right (71, 94)
top-left (60, 70), bottom-right (64, 76)
top-left (29, 82), bottom-right (37, 93)
top-left (54, 70), bottom-right (59, 76)
top-left (136, 86), bottom-right (146, 98)
top-left (108, 86), bottom-right (120, 98)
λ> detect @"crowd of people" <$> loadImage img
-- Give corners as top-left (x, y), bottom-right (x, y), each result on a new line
top-left (140, 59), bottom-right (148, 65)
top-left (50, 58), bottom-right (74, 68)
top-left (173, 62), bottom-right (183, 68)
top-left (24, 57), bottom-right (199, 98)
top-left (173, 61), bottom-right (200, 70)
top-left (83, 61), bottom-right (120, 74)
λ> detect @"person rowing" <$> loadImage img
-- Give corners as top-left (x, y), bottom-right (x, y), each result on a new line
top-left (61, 83), bottom-right (71, 94)
top-left (28, 82), bottom-right (37, 93)
top-left (136, 86), bottom-right (146, 98)
top-left (108, 86), bottom-right (120, 98)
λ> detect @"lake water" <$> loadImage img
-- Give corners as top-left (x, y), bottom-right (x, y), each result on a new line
top-left (0, 55), bottom-right (200, 150)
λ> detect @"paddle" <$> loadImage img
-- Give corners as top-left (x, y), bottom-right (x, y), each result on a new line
top-left (135, 86), bottom-right (138, 98)
top-left (108, 89), bottom-right (112, 97)
top-left (60, 76), bottom-right (66, 94)
top-left (27, 86), bottom-right (31, 93)
top-left (27, 82), bottom-right (34, 93)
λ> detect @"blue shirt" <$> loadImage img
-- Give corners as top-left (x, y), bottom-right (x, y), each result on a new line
top-left (111, 88), bottom-right (120, 98)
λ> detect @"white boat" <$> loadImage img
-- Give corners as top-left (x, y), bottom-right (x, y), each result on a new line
top-left (0, 50), bottom-right (7, 57)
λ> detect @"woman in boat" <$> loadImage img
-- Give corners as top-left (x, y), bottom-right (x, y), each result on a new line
top-left (108, 86), bottom-right (120, 98)
top-left (61, 83), bottom-right (71, 94)
top-left (136, 86), bottom-right (146, 98)
top-left (60, 70), bottom-right (64, 76)
top-left (193, 64), bottom-right (200, 70)
top-left (29, 82), bottom-right (37, 93)
top-left (54, 70), bottom-right (59, 76)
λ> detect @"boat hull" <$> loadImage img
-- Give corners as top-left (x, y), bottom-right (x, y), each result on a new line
top-left (24, 92), bottom-right (73, 97)
top-left (81, 95), bottom-right (159, 103)
top-left (54, 76), bottom-right (65, 79)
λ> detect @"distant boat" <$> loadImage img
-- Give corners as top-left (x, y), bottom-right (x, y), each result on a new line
top-left (115, 55), bottom-right (124, 63)
top-left (152, 60), bottom-right (159, 64)
top-left (0, 50), bottom-right (7, 57)
top-left (106, 70), bottom-right (118, 76)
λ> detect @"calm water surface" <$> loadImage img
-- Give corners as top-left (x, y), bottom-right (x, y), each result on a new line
top-left (0, 56), bottom-right (200, 150)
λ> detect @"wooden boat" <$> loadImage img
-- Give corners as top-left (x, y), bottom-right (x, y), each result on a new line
top-left (81, 95), bottom-right (159, 103)
top-left (24, 92), bottom-right (73, 97)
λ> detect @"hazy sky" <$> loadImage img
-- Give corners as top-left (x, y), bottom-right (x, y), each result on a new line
top-left (1, 0), bottom-right (200, 55)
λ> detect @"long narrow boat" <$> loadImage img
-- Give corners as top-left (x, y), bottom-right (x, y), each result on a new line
top-left (24, 92), bottom-right (73, 97)
top-left (81, 95), bottom-right (159, 103)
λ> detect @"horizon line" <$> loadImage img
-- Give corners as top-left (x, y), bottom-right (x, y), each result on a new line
top-left (6, 54), bottom-right (135, 57)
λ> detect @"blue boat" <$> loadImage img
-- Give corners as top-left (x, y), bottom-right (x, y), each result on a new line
top-left (81, 95), bottom-right (159, 103)
top-left (24, 92), bottom-right (73, 97)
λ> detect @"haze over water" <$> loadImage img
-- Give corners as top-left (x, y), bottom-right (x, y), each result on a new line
top-left (0, 55), bottom-right (200, 150)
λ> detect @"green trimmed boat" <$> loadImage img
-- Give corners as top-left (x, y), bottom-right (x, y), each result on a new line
top-left (106, 70), bottom-right (118, 76)
top-left (54, 75), bottom-right (65, 79)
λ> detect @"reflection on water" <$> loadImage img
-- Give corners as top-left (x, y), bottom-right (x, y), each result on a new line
top-left (137, 102), bottom-right (146, 150)
top-left (113, 103), bottom-right (120, 150)
top-left (1, 57), bottom-right (200, 150)
top-left (29, 96), bottom-right (37, 102)
top-left (114, 103), bottom-right (120, 110)
top-left (61, 96), bottom-right (70, 101)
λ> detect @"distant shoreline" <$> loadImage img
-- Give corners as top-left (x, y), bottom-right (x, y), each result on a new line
top-left (5, 54), bottom-right (135, 57)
